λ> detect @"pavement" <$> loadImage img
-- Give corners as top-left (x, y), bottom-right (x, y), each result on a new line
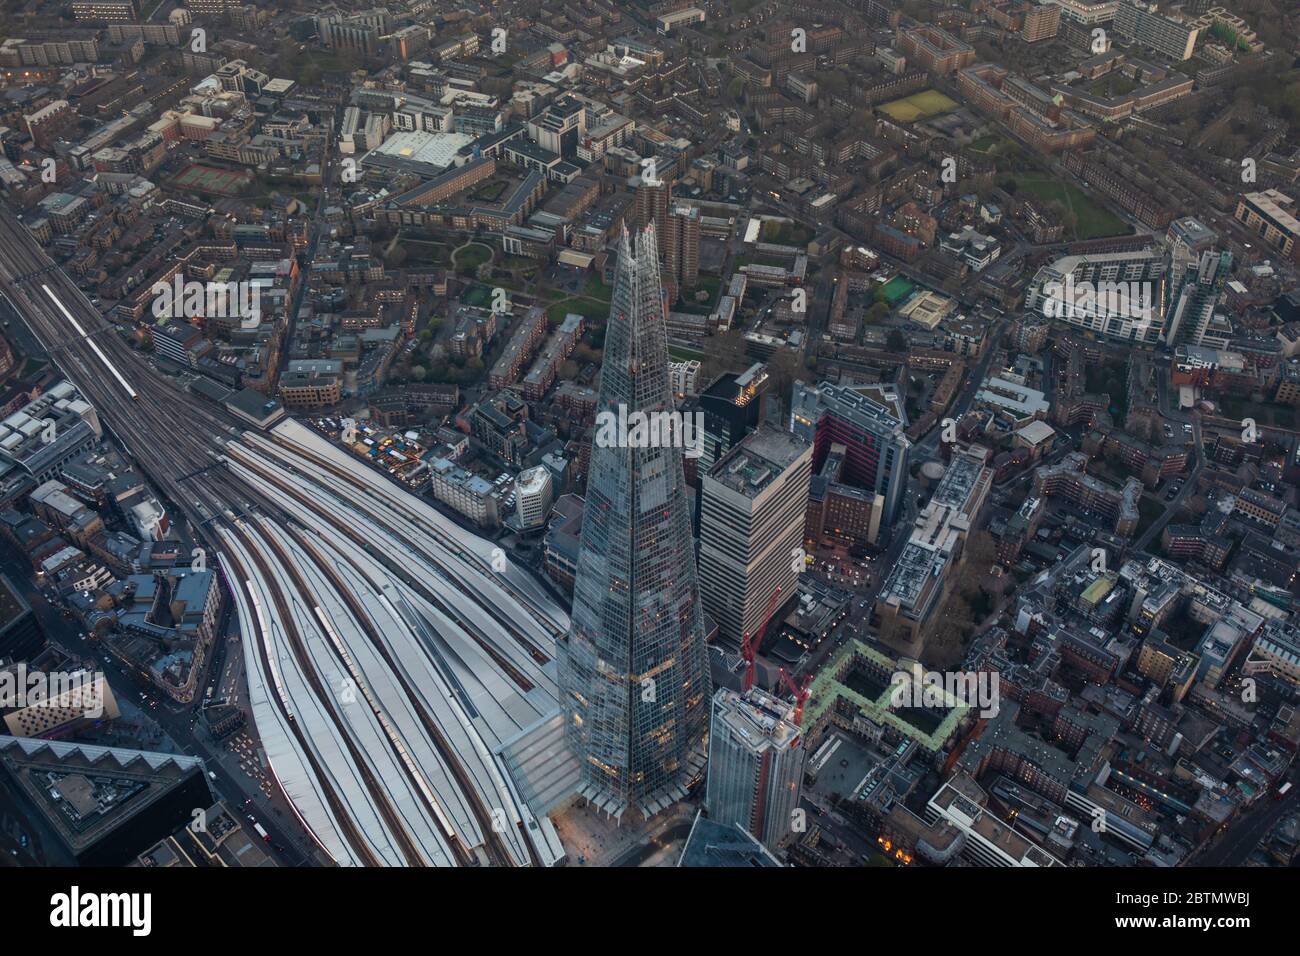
top-left (551, 800), bottom-right (695, 867)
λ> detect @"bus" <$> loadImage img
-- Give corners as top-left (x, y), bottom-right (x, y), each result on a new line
top-left (1276, 782), bottom-right (1292, 801)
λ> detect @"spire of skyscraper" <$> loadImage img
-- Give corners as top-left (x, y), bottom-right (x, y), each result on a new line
top-left (556, 223), bottom-right (711, 820)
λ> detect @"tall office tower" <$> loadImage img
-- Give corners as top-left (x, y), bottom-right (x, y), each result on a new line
top-left (791, 381), bottom-right (911, 526)
top-left (557, 224), bottom-right (711, 820)
top-left (699, 426), bottom-right (812, 645)
top-left (698, 363), bottom-right (771, 472)
top-left (706, 686), bottom-right (805, 852)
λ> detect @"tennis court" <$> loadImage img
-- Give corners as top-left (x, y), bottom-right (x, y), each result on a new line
top-left (171, 164), bottom-right (252, 196)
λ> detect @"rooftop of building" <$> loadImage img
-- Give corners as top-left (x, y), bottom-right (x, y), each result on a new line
top-left (707, 425), bottom-right (809, 498)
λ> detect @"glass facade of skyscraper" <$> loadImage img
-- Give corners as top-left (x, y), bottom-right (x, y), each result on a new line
top-left (557, 225), bottom-right (711, 820)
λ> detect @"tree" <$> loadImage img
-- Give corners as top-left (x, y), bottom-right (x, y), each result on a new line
top-left (699, 328), bottom-right (750, 384)
top-left (765, 347), bottom-right (811, 408)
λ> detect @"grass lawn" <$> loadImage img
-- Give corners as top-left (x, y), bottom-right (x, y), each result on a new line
top-left (583, 273), bottom-right (614, 302)
top-left (453, 242), bottom-right (494, 273)
top-left (400, 238), bottom-right (450, 266)
top-left (1090, 73), bottom-right (1138, 97)
top-left (461, 284), bottom-right (492, 307)
top-left (668, 345), bottom-right (705, 362)
top-left (547, 297), bottom-right (610, 324)
top-left (878, 89), bottom-right (959, 123)
top-left (1014, 174), bottom-right (1131, 240)
top-left (690, 275), bottom-right (722, 307)
top-left (967, 134), bottom-right (1018, 157)
top-left (469, 180), bottom-right (509, 203)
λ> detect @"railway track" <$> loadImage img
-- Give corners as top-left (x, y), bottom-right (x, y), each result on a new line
top-left (284, 525), bottom-right (523, 867)
top-left (223, 440), bottom-right (545, 692)
top-left (216, 534), bottom-right (386, 868)
top-left (262, 427), bottom-right (565, 646)
top-left (222, 515), bottom-right (430, 867)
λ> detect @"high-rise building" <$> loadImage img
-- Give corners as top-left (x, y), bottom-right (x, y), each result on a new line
top-left (699, 426), bottom-right (812, 645)
top-left (1112, 0), bottom-right (1201, 61)
top-left (698, 363), bottom-right (771, 472)
top-left (1234, 190), bottom-right (1300, 265)
top-left (706, 686), bottom-right (805, 852)
top-left (634, 181), bottom-right (699, 295)
top-left (791, 381), bottom-right (911, 526)
top-left (514, 465), bottom-right (554, 530)
top-left (1164, 249), bottom-right (1233, 348)
top-left (664, 203), bottom-right (701, 290)
top-left (635, 178), bottom-right (669, 236)
top-left (1022, 2), bottom-right (1062, 41)
top-left (557, 225), bottom-right (712, 820)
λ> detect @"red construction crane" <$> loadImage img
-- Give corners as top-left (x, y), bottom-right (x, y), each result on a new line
top-left (778, 667), bottom-right (814, 724)
top-left (740, 586), bottom-right (783, 691)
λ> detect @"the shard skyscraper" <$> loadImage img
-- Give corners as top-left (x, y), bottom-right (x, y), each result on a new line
top-left (557, 223), bottom-right (711, 820)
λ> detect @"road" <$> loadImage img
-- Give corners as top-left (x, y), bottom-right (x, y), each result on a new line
top-left (273, 123), bottom-right (339, 388)
top-left (1192, 776), bottom-right (1298, 866)
top-left (0, 552), bottom-right (315, 864)
top-left (1132, 367), bottom-right (1205, 553)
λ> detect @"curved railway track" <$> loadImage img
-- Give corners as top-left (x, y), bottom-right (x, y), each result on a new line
top-left (222, 516), bottom-right (430, 867)
top-left (216, 535), bottom-right (386, 868)
top-left (261, 428), bottom-right (564, 645)
top-left (224, 440), bottom-right (545, 692)
top-left (285, 525), bottom-right (527, 867)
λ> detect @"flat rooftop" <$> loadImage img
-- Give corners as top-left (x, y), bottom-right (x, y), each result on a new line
top-left (707, 425), bottom-right (809, 498)
top-left (369, 129), bottom-right (474, 170)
